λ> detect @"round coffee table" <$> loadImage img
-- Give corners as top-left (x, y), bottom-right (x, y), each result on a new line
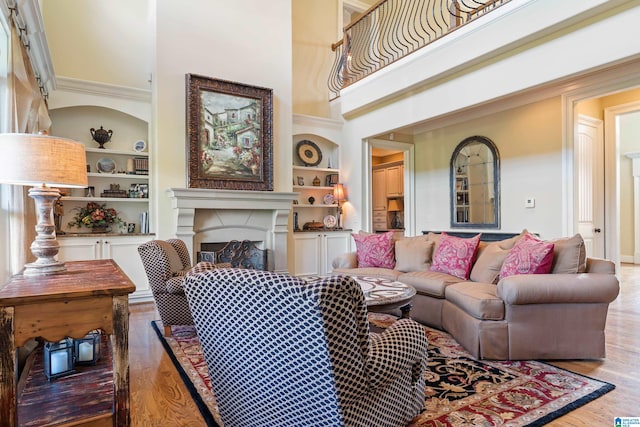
top-left (351, 275), bottom-right (416, 318)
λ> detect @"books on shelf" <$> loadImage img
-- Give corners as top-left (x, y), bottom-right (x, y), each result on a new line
top-left (139, 211), bottom-right (149, 234)
top-left (134, 157), bottom-right (149, 175)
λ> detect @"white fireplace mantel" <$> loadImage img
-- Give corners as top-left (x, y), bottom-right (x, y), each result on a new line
top-left (167, 188), bottom-right (298, 272)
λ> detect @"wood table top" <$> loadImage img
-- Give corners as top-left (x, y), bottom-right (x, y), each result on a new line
top-left (0, 259), bottom-right (136, 306)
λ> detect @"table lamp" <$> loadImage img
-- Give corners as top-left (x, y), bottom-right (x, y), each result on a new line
top-left (333, 183), bottom-right (347, 229)
top-left (0, 133), bottom-right (88, 276)
top-left (388, 199), bottom-right (403, 229)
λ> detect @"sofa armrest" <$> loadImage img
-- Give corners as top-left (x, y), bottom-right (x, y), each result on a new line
top-left (497, 273), bottom-right (619, 305)
top-left (586, 257), bottom-right (616, 274)
top-left (332, 252), bottom-right (358, 269)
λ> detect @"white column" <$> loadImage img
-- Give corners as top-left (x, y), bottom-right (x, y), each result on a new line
top-left (625, 152), bottom-right (640, 264)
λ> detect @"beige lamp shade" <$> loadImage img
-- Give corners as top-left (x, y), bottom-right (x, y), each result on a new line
top-left (0, 133), bottom-right (88, 276)
top-left (0, 133), bottom-right (88, 188)
top-left (333, 183), bottom-right (347, 202)
top-left (388, 199), bottom-right (402, 212)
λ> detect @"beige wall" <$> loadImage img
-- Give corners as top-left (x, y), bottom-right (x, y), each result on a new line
top-left (153, 0), bottom-right (293, 239)
top-left (292, 0), bottom-right (339, 118)
top-left (42, 0), bottom-right (151, 89)
top-left (413, 97), bottom-right (564, 238)
top-left (43, 0), bottom-right (293, 249)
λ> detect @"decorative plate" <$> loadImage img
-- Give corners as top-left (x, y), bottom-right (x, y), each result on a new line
top-left (96, 157), bottom-right (116, 174)
top-left (323, 214), bottom-right (337, 229)
top-left (296, 140), bottom-right (322, 166)
top-left (323, 193), bottom-right (334, 205)
top-left (133, 139), bottom-right (147, 152)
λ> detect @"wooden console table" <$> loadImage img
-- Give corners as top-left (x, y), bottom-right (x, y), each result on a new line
top-left (0, 260), bottom-right (135, 427)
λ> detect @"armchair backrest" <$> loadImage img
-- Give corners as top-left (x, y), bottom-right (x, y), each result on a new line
top-left (138, 239), bottom-right (191, 294)
top-left (183, 269), bottom-right (371, 426)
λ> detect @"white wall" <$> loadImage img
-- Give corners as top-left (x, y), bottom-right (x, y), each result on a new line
top-left (153, 0), bottom-right (293, 240)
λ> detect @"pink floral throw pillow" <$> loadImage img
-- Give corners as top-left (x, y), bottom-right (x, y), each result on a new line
top-left (352, 231), bottom-right (395, 269)
top-left (430, 232), bottom-right (481, 280)
top-left (499, 233), bottom-right (555, 279)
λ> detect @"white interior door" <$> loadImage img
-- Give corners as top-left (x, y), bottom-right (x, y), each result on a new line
top-left (577, 115), bottom-right (605, 258)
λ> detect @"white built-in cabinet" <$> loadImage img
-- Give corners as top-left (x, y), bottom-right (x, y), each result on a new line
top-left (293, 231), bottom-right (351, 276)
top-left (57, 235), bottom-right (153, 301)
top-left (48, 78), bottom-right (154, 301)
top-left (291, 115), bottom-right (351, 276)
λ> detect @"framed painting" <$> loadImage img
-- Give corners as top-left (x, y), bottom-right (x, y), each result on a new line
top-left (186, 74), bottom-right (273, 190)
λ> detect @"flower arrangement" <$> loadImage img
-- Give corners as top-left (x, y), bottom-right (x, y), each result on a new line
top-left (68, 202), bottom-right (122, 231)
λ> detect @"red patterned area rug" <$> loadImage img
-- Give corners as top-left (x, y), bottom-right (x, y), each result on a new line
top-left (151, 313), bottom-right (614, 427)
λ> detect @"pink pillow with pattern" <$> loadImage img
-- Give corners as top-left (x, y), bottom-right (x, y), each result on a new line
top-left (352, 231), bottom-right (395, 269)
top-left (499, 233), bottom-right (555, 279)
top-left (430, 232), bottom-right (481, 280)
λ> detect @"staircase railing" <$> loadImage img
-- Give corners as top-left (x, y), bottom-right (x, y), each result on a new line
top-left (328, 0), bottom-right (511, 100)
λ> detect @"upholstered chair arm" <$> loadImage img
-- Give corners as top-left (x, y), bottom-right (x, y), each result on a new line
top-left (138, 241), bottom-right (175, 293)
top-left (497, 273), bottom-right (620, 305)
top-left (367, 319), bottom-right (427, 390)
top-left (332, 252), bottom-right (358, 269)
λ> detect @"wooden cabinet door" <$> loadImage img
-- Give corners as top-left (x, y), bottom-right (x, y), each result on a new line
top-left (103, 235), bottom-right (153, 298)
top-left (322, 232), bottom-right (351, 275)
top-left (386, 165), bottom-right (403, 196)
top-left (293, 233), bottom-right (322, 275)
top-left (372, 169), bottom-right (387, 211)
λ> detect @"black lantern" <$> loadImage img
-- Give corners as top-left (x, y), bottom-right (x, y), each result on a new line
top-left (73, 330), bottom-right (102, 366)
top-left (44, 338), bottom-right (75, 380)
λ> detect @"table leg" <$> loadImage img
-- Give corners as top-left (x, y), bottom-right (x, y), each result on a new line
top-left (0, 306), bottom-right (17, 427)
top-left (399, 303), bottom-right (412, 319)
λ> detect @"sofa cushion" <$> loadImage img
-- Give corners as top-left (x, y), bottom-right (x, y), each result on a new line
top-left (470, 233), bottom-right (524, 284)
top-left (550, 234), bottom-right (587, 274)
top-left (394, 237), bottom-right (434, 272)
top-left (430, 232), bottom-right (481, 280)
top-left (398, 270), bottom-right (461, 298)
top-left (445, 281), bottom-right (505, 320)
top-left (352, 231), bottom-right (395, 269)
top-left (333, 267), bottom-right (402, 281)
top-left (470, 243), bottom-right (510, 284)
top-left (499, 233), bottom-right (554, 279)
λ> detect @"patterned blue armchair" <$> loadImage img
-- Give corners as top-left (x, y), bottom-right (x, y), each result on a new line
top-left (184, 268), bottom-right (427, 427)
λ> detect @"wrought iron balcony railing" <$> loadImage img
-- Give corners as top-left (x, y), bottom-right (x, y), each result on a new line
top-left (328, 0), bottom-right (511, 100)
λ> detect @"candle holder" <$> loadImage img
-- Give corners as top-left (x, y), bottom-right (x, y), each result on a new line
top-left (44, 338), bottom-right (75, 380)
top-left (74, 330), bottom-right (102, 366)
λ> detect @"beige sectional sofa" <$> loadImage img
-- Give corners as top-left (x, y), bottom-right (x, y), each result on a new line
top-left (332, 231), bottom-right (620, 360)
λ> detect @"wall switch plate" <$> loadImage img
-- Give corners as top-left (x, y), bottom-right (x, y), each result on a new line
top-left (525, 198), bottom-right (535, 208)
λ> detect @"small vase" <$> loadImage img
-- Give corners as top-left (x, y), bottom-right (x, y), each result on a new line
top-left (91, 226), bottom-right (110, 234)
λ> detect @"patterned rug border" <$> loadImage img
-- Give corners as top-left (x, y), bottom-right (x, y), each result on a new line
top-left (151, 320), bottom-right (220, 427)
top-left (152, 318), bottom-right (615, 427)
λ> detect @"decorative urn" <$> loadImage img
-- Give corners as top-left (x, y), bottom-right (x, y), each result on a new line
top-left (90, 126), bottom-right (113, 149)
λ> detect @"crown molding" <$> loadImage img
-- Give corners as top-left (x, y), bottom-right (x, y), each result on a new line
top-left (55, 76), bottom-right (151, 102)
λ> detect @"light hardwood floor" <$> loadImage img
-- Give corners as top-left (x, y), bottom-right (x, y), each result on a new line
top-left (129, 264), bottom-right (640, 426)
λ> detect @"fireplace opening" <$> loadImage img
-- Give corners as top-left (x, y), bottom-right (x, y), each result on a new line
top-left (197, 240), bottom-right (268, 270)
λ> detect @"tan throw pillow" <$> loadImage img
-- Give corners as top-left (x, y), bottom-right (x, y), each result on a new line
top-left (395, 238), bottom-right (434, 272)
top-left (469, 232), bottom-right (526, 283)
top-left (550, 234), bottom-right (586, 274)
top-left (185, 261), bottom-right (233, 277)
top-left (163, 243), bottom-right (186, 275)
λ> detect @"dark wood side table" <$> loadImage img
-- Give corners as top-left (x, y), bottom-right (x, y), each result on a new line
top-left (0, 260), bottom-right (135, 427)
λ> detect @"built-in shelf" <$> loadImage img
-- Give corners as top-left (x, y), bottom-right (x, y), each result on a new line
top-left (87, 173), bottom-right (148, 179)
top-left (293, 185), bottom-right (334, 191)
top-left (292, 166), bottom-right (339, 173)
top-left (294, 203), bottom-right (337, 208)
top-left (85, 147), bottom-right (149, 157)
top-left (62, 196), bottom-right (149, 202)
